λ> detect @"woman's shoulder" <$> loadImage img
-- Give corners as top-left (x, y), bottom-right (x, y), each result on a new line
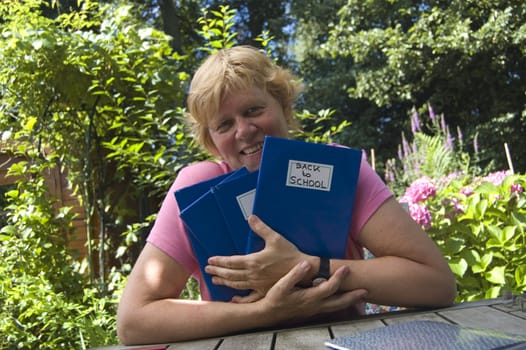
top-left (176, 160), bottom-right (232, 187)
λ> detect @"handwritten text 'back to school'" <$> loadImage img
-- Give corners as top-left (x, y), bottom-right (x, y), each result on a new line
top-left (286, 160), bottom-right (333, 192)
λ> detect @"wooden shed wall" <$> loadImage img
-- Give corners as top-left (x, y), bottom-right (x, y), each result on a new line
top-left (0, 151), bottom-right (88, 259)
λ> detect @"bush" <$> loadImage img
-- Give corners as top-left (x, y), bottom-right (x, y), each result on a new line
top-left (400, 171), bottom-right (526, 301)
top-left (0, 157), bottom-right (121, 349)
top-left (386, 105), bottom-right (525, 302)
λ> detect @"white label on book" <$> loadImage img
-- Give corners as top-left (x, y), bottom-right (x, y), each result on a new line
top-left (286, 160), bottom-right (333, 191)
top-left (236, 189), bottom-right (255, 220)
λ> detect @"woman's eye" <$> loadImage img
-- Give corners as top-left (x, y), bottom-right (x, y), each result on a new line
top-left (246, 106), bottom-right (263, 116)
top-left (214, 120), bottom-right (233, 133)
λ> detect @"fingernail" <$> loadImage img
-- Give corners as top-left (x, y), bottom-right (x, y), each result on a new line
top-left (300, 260), bottom-right (310, 270)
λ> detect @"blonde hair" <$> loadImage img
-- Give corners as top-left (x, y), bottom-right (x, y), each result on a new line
top-left (186, 45), bottom-right (302, 154)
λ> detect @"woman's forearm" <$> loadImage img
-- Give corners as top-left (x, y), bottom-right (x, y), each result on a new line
top-left (333, 256), bottom-right (456, 307)
top-left (117, 298), bottom-right (270, 345)
top-left (117, 260), bottom-right (367, 345)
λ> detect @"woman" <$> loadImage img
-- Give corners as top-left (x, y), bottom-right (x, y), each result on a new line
top-left (117, 45), bottom-right (456, 345)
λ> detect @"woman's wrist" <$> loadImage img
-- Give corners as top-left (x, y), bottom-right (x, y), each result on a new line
top-left (298, 254), bottom-right (323, 286)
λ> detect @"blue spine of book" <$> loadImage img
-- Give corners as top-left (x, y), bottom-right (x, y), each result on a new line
top-left (174, 172), bottom-right (235, 212)
top-left (174, 168), bottom-right (250, 302)
top-left (246, 136), bottom-right (362, 258)
top-left (212, 170), bottom-right (258, 254)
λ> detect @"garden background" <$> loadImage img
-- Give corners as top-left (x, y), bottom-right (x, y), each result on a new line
top-left (0, 0), bottom-right (525, 348)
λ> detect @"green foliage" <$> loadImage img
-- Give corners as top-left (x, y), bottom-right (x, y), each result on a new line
top-left (387, 105), bottom-right (524, 301)
top-left (0, 1), bottom-right (351, 347)
top-left (0, 0), bottom-right (200, 284)
top-left (293, 109), bottom-right (351, 145)
top-left (0, 153), bottom-right (119, 348)
top-left (196, 5), bottom-right (238, 52)
top-left (323, 0), bottom-right (526, 172)
top-left (385, 106), bottom-right (478, 196)
top-left (0, 0), bottom-right (198, 347)
top-left (425, 173), bottom-right (526, 301)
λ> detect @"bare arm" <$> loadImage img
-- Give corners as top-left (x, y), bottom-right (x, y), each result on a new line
top-left (335, 197), bottom-right (457, 307)
top-left (116, 243), bottom-right (366, 345)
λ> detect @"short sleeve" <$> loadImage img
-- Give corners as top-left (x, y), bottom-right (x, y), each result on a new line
top-left (146, 160), bottom-right (232, 279)
top-left (349, 153), bottom-right (394, 240)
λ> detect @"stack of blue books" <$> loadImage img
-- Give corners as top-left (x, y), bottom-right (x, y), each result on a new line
top-left (175, 136), bottom-right (362, 301)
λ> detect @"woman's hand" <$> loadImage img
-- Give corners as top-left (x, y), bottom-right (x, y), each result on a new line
top-left (205, 215), bottom-right (314, 299)
top-left (258, 260), bottom-right (368, 323)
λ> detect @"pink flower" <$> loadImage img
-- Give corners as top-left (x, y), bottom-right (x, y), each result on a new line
top-left (511, 183), bottom-right (524, 194)
top-left (482, 170), bottom-right (512, 186)
top-left (460, 186), bottom-right (474, 197)
top-left (402, 176), bottom-right (436, 203)
top-left (408, 202), bottom-right (432, 230)
top-left (440, 171), bottom-right (465, 187)
top-left (443, 197), bottom-right (465, 219)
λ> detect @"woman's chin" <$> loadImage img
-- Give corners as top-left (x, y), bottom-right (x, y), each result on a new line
top-left (242, 153), bottom-right (262, 172)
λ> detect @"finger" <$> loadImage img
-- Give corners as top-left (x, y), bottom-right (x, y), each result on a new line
top-left (318, 288), bottom-right (368, 313)
top-left (211, 276), bottom-right (252, 290)
top-left (208, 254), bottom-right (246, 269)
top-left (309, 265), bottom-right (350, 297)
top-left (248, 215), bottom-right (280, 241)
top-left (272, 260), bottom-right (311, 293)
top-left (206, 265), bottom-right (249, 282)
top-left (231, 291), bottom-right (264, 304)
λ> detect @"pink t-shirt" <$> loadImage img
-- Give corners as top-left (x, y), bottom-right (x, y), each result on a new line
top-left (147, 153), bottom-right (393, 301)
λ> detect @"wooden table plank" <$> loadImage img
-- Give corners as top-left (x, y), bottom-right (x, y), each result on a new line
top-left (167, 337), bottom-right (220, 350)
top-left (493, 301), bottom-right (526, 320)
top-left (439, 305), bottom-right (526, 336)
top-left (218, 332), bottom-right (273, 350)
top-left (92, 298), bottom-right (526, 350)
top-left (384, 311), bottom-right (450, 325)
top-left (330, 319), bottom-right (385, 337)
top-left (274, 326), bottom-right (330, 350)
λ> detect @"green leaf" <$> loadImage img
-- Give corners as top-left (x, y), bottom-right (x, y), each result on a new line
top-left (443, 236), bottom-right (465, 254)
top-left (515, 265), bottom-right (526, 288)
top-left (485, 266), bottom-right (506, 285)
top-left (475, 182), bottom-right (499, 195)
top-left (449, 258), bottom-right (468, 278)
top-left (472, 253), bottom-right (493, 274)
top-left (485, 286), bottom-right (502, 299)
top-left (24, 117), bottom-right (37, 132)
top-left (474, 198), bottom-right (488, 218)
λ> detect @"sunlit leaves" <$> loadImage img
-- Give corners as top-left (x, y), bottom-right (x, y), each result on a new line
top-left (425, 172), bottom-right (526, 302)
top-left (0, 0), bottom-right (200, 347)
top-left (196, 5), bottom-right (237, 53)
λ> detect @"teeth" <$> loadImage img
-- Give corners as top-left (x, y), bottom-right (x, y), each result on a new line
top-left (243, 143), bottom-right (262, 155)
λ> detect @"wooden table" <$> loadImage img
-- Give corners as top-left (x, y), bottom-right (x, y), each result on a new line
top-left (97, 296), bottom-right (526, 350)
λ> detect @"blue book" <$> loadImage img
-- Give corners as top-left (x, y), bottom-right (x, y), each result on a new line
top-left (175, 168), bottom-right (250, 302)
top-left (212, 170), bottom-right (258, 254)
top-left (174, 168), bottom-right (248, 212)
top-left (246, 136), bottom-right (362, 258)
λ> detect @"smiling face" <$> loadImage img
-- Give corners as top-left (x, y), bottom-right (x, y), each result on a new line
top-left (208, 86), bottom-right (289, 171)
top-left (186, 46), bottom-right (302, 165)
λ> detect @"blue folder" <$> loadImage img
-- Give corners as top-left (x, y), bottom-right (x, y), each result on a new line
top-left (174, 170), bottom-right (241, 211)
top-left (246, 136), bottom-right (362, 258)
top-left (212, 170), bottom-right (258, 254)
top-left (175, 168), bottom-right (251, 301)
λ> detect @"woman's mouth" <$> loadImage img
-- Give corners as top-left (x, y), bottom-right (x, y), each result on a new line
top-left (241, 143), bottom-right (263, 155)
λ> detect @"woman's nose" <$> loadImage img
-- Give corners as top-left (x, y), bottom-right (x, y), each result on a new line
top-left (235, 117), bottom-right (257, 139)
